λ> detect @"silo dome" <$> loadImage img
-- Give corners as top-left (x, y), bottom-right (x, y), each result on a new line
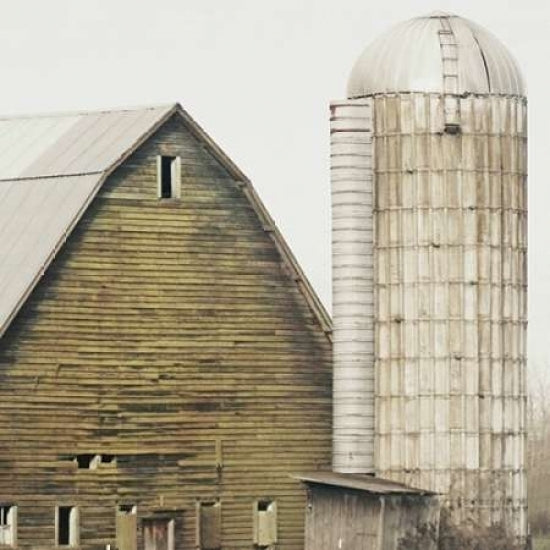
top-left (348, 12), bottom-right (525, 98)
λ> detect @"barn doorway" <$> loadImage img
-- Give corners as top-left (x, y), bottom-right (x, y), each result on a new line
top-left (116, 505), bottom-right (137, 550)
top-left (143, 518), bottom-right (175, 550)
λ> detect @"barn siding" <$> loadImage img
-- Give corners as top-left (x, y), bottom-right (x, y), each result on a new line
top-left (0, 115), bottom-right (332, 549)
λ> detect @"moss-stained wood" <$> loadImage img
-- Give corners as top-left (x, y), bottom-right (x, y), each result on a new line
top-left (0, 114), bottom-right (332, 550)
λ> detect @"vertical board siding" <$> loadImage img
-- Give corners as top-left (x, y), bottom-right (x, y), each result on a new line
top-left (0, 115), bottom-right (332, 549)
top-left (373, 93), bottom-right (527, 536)
top-left (304, 485), bottom-right (439, 550)
top-left (330, 99), bottom-right (375, 473)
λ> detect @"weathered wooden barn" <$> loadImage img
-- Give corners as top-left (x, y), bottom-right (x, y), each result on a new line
top-left (0, 104), bottom-right (332, 550)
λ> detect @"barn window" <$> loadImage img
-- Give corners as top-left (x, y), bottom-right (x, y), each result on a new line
top-left (0, 505), bottom-right (16, 546)
top-left (157, 155), bottom-right (181, 199)
top-left (253, 500), bottom-right (277, 548)
top-left (73, 454), bottom-right (115, 469)
top-left (197, 501), bottom-right (221, 550)
top-left (56, 506), bottom-right (78, 547)
top-left (74, 454), bottom-right (100, 469)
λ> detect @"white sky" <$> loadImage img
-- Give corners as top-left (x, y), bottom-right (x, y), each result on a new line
top-left (0, 0), bottom-right (548, 365)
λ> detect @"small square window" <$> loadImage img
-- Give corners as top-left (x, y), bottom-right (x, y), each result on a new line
top-left (56, 506), bottom-right (78, 547)
top-left (157, 155), bottom-right (181, 199)
top-left (0, 505), bottom-right (16, 546)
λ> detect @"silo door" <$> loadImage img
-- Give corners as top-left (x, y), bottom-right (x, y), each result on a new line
top-left (143, 518), bottom-right (175, 550)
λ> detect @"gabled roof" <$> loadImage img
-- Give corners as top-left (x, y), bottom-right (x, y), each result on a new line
top-left (0, 103), bottom-right (331, 339)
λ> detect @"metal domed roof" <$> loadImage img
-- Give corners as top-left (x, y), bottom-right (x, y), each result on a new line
top-left (347, 12), bottom-right (525, 98)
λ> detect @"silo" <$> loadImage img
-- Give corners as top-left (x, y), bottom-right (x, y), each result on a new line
top-left (331, 12), bottom-right (527, 537)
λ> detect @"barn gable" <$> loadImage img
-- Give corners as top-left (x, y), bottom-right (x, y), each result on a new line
top-left (0, 103), bottom-right (330, 340)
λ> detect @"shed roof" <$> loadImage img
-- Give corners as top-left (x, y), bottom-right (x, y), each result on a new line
top-left (294, 472), bottom-right (437, 495)
top-left (0, 103), bottom-right (331, 339)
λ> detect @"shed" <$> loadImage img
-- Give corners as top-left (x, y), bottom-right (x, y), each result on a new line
top-left (295, 472), bottom-right (440, 550)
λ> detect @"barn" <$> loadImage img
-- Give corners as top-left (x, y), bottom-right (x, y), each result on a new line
top-left (0, 104), bottom-right (332, 550)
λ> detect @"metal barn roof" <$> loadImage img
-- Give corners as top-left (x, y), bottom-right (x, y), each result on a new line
top-left (0, 104), bottom-right (176, 336)
top-left (295, 472), bottom-right (437, 495)
top-left (0, 103), bottom-right (331, 339)
top-left (0, 105), bottom-right (173, 180)
top-left (347, 12), bottom-right (525, 98)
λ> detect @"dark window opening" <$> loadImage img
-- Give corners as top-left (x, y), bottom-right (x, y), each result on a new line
top-left (160, 156), bottom-right (176, 198)
top-left (444, 123), bottom-right (461, 135)
top-left (0, 505), bottom-right (11, 526)
top-left (57, 506), bottom-right (76, 546)
top-left (75, 454), bottom-right (95, 469)
top-left (257, 501), bottom-right (270, 512)
top-left (253, 500), bottom-right (277, 548)
top-left (118, 504), bottom-right (136, 515)
top-left (0, 504), bottom-right (15, 545)
top-left (73, 453), bottom-right (114, 469)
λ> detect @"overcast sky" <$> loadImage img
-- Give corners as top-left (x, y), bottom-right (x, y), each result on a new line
top-left (0, 0), bottom-right (548, 365)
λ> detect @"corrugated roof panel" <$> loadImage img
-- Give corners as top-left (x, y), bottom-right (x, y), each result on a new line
top-left (75, 106), bottom-right (173, 174)
top-left (468, 18), bottom-right (524, 95)
top-left (0, 174), bottom-right (102, 335)
top-left (0, 116), bottom-right (81, 180)
top-left (20, 112), bottom-right (112, 178)
top-left (0, 104), bottom-right (175, 181)
top-left (20, 105), bottom-right (174, 178)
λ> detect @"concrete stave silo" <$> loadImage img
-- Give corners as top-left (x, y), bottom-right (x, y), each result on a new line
top-left (331, 12), bottom-right (527, 537)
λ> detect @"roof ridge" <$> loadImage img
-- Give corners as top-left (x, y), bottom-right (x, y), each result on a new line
top-left (0, 102), bottom-right (179, 121)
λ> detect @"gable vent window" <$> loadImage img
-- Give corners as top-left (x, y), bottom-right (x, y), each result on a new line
top-left (56, 506), bottom-right (78, 547)
top-left (157, 155), bottom-right (181, 199)
top-left (253, 500), bottom-right (277, 548)
top-left (0, 505), bottom-right (16, 546)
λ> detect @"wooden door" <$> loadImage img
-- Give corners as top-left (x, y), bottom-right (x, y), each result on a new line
top-left (143, 519), bottom-right (174, 550)
top-left (116, 506), bottom-right (137, 550)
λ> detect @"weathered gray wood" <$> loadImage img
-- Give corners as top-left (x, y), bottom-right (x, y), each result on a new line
top-left (303, 484), bottom-right (439, 550)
